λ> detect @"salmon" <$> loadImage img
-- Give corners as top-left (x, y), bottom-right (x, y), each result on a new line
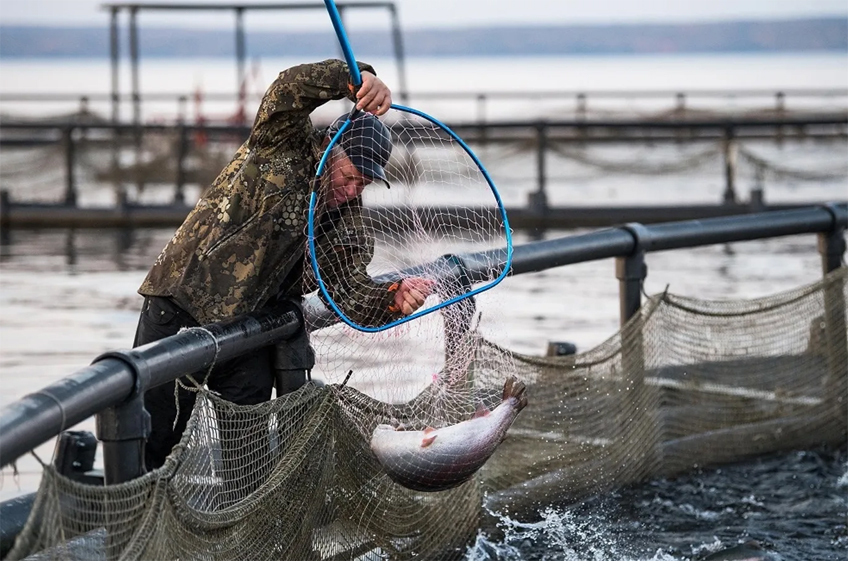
top-left (369, 377), bottom-right (528, 492)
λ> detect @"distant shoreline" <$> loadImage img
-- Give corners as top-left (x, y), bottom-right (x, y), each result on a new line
top-left (1, 18), bottom-right (845, 59)
top-left (2, 51), bottom-right (847, 62)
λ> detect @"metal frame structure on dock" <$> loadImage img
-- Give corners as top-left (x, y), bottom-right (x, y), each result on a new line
top-left (101, 1), bottom-right (409, 128)
top-left (0, 205), bottom-right (845, 554)
top-left (3, 88), bottom-right (845, 125)
top-left (1, 114), bottom-right (845, 230)
top-left (2, 206), bottom-right (845, 466)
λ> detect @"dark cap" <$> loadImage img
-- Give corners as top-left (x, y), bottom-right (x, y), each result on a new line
top-left (329, 113), bottom-right (392, 187)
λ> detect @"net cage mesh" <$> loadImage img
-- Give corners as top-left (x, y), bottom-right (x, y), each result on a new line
top-left (309, 107), bottom-right (510, 333)
top-left (7, 266), bottom-right (847, 560)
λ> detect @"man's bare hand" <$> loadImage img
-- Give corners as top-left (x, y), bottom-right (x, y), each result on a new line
top-left (356, 72), bottom-right (392, 116)
top-left (394, 278), bottom-right (435, 316)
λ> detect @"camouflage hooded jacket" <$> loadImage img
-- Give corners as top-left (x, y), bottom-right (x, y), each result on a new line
top-left (139, 59), bottom-right (400, 327)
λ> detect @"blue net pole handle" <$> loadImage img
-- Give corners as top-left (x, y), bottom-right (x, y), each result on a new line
top-left (324, 0), bottom-right (362, 87)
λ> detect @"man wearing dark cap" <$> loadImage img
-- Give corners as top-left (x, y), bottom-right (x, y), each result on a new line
top-left (134, 59), bottom-right (433, 470)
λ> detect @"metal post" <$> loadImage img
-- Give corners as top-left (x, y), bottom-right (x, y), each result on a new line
top-left (576, 93), bottom-right (587, 120)
top-left (476, 94), bottom-right (486, 126)
top-left (389, 5), bottom-right (409, 105)
top-left (615, 223), bottom-right (659, 477)
top-left (116, 184), bottom-right (129, 214)
top-left (750, 165), bottom-right (766, 212)
top-left (78, 96), bottom-right (89, 119)
top-left (576, 93), bottom-right (587, 146)
top-left (109, 7), bottom-right (124, 205)
top-left (175, 96), bottom-right (189, 205)
top-left (617, 248), bottom-right (645, 325)
top-left (817, 205), bottom-right (847, 433)
top-left (722, 127), bottom-right (737, 204)
top-left (819, 222), bottom-right (846, 276)
top-left (63, 127), bottom-right (77, 207)
top-left (528, 122), bottom-right (548, 215)
top-left (96, 395), bottom-right (150, 484)
top-left (675, 92), bottom-right (686, 142)
top-left (175, 122), bottom-right (188, 206)
top-left (477, 93), bottom-right (487, 145)
top-left (235, 7), bottom-right (246, 102)
top-left (775, 91), bottom-right (786, 113)
top-left (130, 6), bottom-right (141, 126)
top-left (0, 190), bottom-right (11, 240)
top-left (129, 7), bottom-right (143, 194)
top-left (616, 223), bottom-right (650, 326)
top-left (177, 94), bottom-right (188, 124)
top-left (109, 7), bottom-right (120, 125)
top-left (129, 8), bottom-right (140, 130)
top-left (776, 91), bottom-right (785, 146)
top-left (96, 391), bottom-right (147, 559)
top-left (536, 123), bottom-right (546, 198)
top-left (271, 299), bottom-right (312, 396)
top-left (65, 229), bottom-right (77, 268)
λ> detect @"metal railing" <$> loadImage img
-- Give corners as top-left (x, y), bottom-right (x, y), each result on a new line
top-left (2, 115), bottom-right (846, 229)
top-left (1, 204), bottom-right (845, 469)
top-left (2, 88), bottom-right (846, 125)
top-left (0, 204), bottom-right (845, 552)
top-left (0, 305), bottom-right (303, 480)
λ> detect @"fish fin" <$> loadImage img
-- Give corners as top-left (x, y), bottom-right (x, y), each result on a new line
top-left (472, 403), bottom-right (490, 419)
top-left (423, 426), bottom-right (436, 434)
top-left (421, 434), bottom-right (437, 447)
top-left (502, 377), bottom-right (528, 412)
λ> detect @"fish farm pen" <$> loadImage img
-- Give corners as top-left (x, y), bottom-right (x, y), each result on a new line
top-left (1, 6), bottom-right (846, 232)
top-left (1, 2), bottom-right (845, 233)
top-left (1, 112), bottom-right (846, 230)
top-left (0, 205), bottom-right (845, 560)
top-left (1, 3), bottom-right (847, 559)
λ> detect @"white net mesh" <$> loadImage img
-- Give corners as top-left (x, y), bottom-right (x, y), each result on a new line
top-left (308, 107), bottom-right (511, 334)
top-left (6, 267), bottom-right (847, 560)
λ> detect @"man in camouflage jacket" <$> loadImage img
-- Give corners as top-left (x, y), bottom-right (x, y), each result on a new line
top-left (135, 59), bottom-right (432, 470)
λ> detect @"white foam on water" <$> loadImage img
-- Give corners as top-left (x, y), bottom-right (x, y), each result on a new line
top-left (465, 506), bottom-right (683, 561)
top-left (837, 462), bottom-right (848, 488)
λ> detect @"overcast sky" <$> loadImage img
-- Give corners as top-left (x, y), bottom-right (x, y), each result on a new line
top-left (0, 0), bottom-right (846, 29)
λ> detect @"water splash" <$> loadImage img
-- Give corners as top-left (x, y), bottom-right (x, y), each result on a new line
top-left (689, 537), bottom-right (725, 559)
top-left (836, 461), bottom-right (848, 488)
top-left (466, 506), bottom-right (681, 561)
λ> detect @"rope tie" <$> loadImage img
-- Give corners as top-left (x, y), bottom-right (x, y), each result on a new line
top-left (172, 326), bottom-right (221, 429)
top-left (30, 449), bottom-right (46, 468)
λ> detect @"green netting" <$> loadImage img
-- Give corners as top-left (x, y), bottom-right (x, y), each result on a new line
top-left (8, 267), bottom-right (846, 561)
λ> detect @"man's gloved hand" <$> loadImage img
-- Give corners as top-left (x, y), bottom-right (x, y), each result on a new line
top-left (390, 278), bottom-right (436, 316)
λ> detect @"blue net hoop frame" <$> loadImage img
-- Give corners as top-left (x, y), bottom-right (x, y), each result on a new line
top-left (308, 104), bottom-right (513, 333)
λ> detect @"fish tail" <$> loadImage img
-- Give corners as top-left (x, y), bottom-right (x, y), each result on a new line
top-left (502, 376), bottom-right (528, 412)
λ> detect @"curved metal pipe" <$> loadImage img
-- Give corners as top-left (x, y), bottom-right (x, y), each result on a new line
top-left (0, 308), bottom-right (301, 468)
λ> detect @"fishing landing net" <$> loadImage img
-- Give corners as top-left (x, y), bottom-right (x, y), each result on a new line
top-left (308, 106), bottom-right (511, 334)
top-left (8, 268), bottom-right (847, 560)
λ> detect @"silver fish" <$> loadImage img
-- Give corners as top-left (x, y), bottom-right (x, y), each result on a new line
top-left (370, 376), bottom-right (528, 492)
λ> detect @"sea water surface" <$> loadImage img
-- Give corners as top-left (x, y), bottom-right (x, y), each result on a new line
top-left (1, 226), bottom-right (845, 560)
top-left (1, 53), bottom-right (847, 559)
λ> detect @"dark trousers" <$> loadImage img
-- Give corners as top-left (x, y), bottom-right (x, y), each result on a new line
top-left (134, 296), bottom-right (277, 472)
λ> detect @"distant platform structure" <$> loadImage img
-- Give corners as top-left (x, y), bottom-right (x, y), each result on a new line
top-left (0, 2), bottom-right (846, 230)
top-left (1, 112), bottom-right (845, 230)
